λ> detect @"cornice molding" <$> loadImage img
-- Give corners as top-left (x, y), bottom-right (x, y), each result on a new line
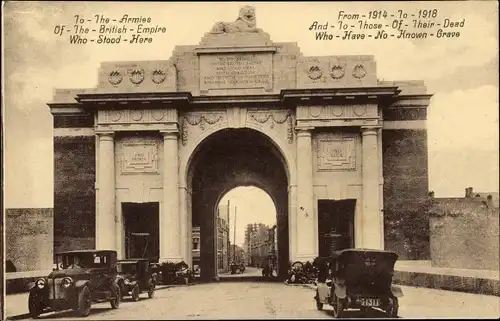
top-left (281, 86), bottom-right (400, 99)
top-left (75, 92), bottom-right (193, 104)
top-left (48, 86), bottom-right (432, 111)
top-left (194, 45), bottom-right (278, 54)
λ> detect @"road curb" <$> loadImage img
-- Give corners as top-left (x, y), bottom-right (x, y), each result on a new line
top-left (285, 283), bottom-right (316, 290)
top-left (283, 274), bottom-right (500, 297)
top-left (5, 313), bottom-right (31, 320)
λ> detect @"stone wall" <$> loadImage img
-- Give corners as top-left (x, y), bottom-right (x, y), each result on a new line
top-left (429, 197), bottom-right (499, 270)
top-left (382, 128), bottom-right (430, 260)
top-left (54, 135), bottom-right (96, 254)
top-left (5, 208), bottom-right (53, 271)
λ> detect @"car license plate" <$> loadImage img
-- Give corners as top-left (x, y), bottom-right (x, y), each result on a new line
top-left (359, 298), bottom-right (380, 307)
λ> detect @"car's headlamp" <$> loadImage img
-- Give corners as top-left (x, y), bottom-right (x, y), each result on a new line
top-left (62, 277), bottom-right (73, 288)
top-left (35, 278), bottom-right (45, 289)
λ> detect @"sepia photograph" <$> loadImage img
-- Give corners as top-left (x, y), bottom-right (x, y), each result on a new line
top-left (2, 1), bottom-right (499, 319)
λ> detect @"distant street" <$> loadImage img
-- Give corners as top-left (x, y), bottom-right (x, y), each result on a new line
top-left (6, 272), bottom-right (500, 319)
top-left (219, 266), bottom-right (262, 278)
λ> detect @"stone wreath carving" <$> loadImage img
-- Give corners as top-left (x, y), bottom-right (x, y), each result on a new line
top-left (210, 5), bottom-right (259, 33)
top-left (330, 64), bottom-right (345, 79)
top-left (248, 111), bottom-right (294, 143)
top-left (108, 70), bottom-right (123, 85)
top-left (181, 113), bottom-right (224, 146)
top-left (352, 64), bottom-right (367, 79)
top-left (152, 69), bottom-right (167, 84)
top-left (128, 68), bottom-right (145, 85)
top-left (307, 65), bottom-right (323, 81)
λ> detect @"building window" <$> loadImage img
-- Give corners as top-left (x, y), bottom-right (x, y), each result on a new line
top-left (193, 239), bottom-right (199, 250)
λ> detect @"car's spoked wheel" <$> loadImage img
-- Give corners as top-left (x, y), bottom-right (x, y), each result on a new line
top-left (148, 282), bottom-right (155, 298)
top-left (386, 297), bottom-right (399, 318)
top-left (332, 294), bottom-right (345, 318)
top-left (315, 291), bottom-right (323, 311)
top-left (110, 285), bottom-right (121, 309)
top-left (28, 292), bottom-right (43, 319)
top-left (77, 286), bottom-right (92, 317)
top-left (119, 284), bottom-right (126, 300)
top-left (132, 284), bottom-right (140, 301)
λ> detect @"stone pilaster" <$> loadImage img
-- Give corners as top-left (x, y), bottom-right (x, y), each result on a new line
top-left (96, 132), bottom-right (116, 250)
top-left (295, 127), bottom-right (317, 260)
top-left (378, 127), bottom-right (385, 250)
top-left (179, 186), bottom-right (189, 263)
top-left (288, 184), bottom-right (297, 262)
top-left (160, 130), bottom-right (182, 262)
top-left (361, 126), bottom-right (383, 250)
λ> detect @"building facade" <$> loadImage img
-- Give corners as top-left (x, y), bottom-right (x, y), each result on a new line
top-left (216, 215), bottom-right (230, 273)
top-left (230, 244), bottom-right (245, 264)
top-left (244, 223), bottom-right (276, 267)
top-left (192, 204), bottom-right (230, 272)
top-left (268, 225), bottom-right (277, 256)
top-left (48, 6), bottom-right (431, 280)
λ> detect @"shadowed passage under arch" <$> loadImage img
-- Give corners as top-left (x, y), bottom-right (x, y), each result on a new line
top-left (187, 128), bottom-right (290, 281)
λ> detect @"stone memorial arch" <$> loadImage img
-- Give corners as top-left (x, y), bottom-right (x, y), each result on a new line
top-left (48, 6), bottom-right (431, 280)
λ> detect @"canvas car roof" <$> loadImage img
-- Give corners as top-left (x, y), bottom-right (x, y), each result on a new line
top-left (335, 248), bottom-right (397, 255)
top-left (332, 248), bottom-right (398, 260)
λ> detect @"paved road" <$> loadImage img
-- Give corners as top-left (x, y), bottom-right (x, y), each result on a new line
top-left (219, 266), bottom-right (262, 278)
top-left (6, 281), bottom-right (500, 319)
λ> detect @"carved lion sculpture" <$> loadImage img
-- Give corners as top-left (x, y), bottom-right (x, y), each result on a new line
top-left (210, 5), bottom-right (258, 33)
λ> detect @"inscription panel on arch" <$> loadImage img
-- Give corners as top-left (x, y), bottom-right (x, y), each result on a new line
top-left (199, 53), bottom-right (273, 91)
top-left (317, 138), bottom-right (356, 171)
top-left (120, 141), bottom-right (159, 174)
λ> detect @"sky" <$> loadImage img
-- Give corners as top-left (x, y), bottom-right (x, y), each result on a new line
top-left (3, 2), bottom-right (499, 237)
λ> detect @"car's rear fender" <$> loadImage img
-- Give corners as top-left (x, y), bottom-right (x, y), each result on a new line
top-left (333, 281), bottom-right (347, 299)
top-left (391, 284), bottom-right (404, 298)
top-left (316, 283), bottom-right (330, 302)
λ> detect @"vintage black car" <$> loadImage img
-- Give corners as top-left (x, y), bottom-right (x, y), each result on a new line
top-left (116, 259), bottom-right (156, 301)
top-left (27, 250), bottom-right (121, 318)
top-left (230, 262), bottom-right (245, 275)
top-left (314, 249), bottom-right (403, 318)
top-left (173, 261), bottom-right (193, 284)
top-left (285, 261), bottom-right (308, 284)
top-left (150, 262), bottom-right (162, 284)
top-left (159, 261), bottom-right (193, 285)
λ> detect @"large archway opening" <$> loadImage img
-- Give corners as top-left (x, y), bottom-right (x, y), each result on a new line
top-left (187, 128), bottom-right (289, 281)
